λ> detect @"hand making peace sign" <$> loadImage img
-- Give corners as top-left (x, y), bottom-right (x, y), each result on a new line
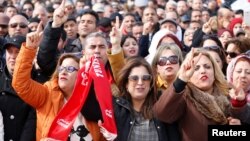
top-left (109, 16), bottom-right (123, 47)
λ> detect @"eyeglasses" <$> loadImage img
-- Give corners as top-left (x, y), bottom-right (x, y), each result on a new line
top-left (225, 52), bottom-right (238, 58)
top-left (23, 8), bottom-right (33, 11)
top-left (9, 23), bottom-right (28, 28)
top-left (203, 46), bottom-right (225, 56)
top-left (0, 24), bottom-right (8, 28)
top-left (58, 66), bottom-right (78, 73)
top-left (157, 55), bottom-right (179, 66)
top-left (128, 75), bottom-right (152, 83)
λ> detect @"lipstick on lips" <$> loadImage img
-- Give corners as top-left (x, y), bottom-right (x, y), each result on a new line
top-left (200, 75), bottom-right (208, 81)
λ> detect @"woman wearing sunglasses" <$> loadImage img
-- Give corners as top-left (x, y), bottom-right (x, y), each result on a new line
top-left (114, 56), bottom-right (180, 141)
top-left (224, 38), bottom-right (250, 64)
top-left (154, 49), bottom-right (241, 141)
top-left (106, 16), bottom-right (181, 141)
top-left (151, 43), bottom-right (183, 91)
top-left (145, 29), bottom-right (183, 64)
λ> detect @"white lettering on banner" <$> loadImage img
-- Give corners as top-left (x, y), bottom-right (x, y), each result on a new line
top-left (81, 72), bottom-right (88, 86)
top-left (105, 109), bottom-right (113, 118)
top-left (92, 59), bottom-right (104, 77)
top-left (57, 119), bottom-right (70, 128)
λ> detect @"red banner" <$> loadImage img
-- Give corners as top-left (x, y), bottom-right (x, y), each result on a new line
top-left (47, 57), bottom-right (117, 140)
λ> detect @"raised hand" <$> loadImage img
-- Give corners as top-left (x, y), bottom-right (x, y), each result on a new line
top-left (202, 18), bottom-right (212, 34)
top-left (143, 21), bottom-right (154, 35)
top-left (178, 48), bottom-right (202, 82)
top-left (26, 22), bottom-right (43, 48)
top-left (210, 16), bottom-right (218, 31)
top-left (52, 0), bottom-right (69, 28)
top-left (109, 16), bottom-right (123, 53)
top-left (229, 82), bottom-right (246, 101)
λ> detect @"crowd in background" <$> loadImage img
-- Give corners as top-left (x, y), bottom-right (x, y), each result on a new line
top-left (0, 0), bottom-right (250, 141)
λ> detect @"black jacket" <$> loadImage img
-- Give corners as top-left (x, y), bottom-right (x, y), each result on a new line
top-left (0, 37), bottom-right (6, 73)
top-left (114, 97), bottom-right (181, 141)
top-left (37, 21), bottom-right (62, 76)
top-left (138, 23), bottom-right (160, 57)
top-left (0, 22), bottom-right (60, 141)
top-left (0, 67), bottom-right (36, 141)
top-left (0, 56), bottom-right (55, 141)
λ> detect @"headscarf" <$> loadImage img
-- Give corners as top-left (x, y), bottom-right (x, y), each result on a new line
top-left (217, 28), bottom-right (234, 37)
top-left (226, 54), bottom-right (250, 102)
top-left (146, 29), bottom-right (182, 64)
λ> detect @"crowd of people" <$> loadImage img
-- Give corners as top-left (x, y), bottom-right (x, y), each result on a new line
top-left (0, 0), bottom-right (250, 141)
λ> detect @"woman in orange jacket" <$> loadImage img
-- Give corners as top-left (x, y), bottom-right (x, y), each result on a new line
top-left (12, 22), bottom-right (106, 140)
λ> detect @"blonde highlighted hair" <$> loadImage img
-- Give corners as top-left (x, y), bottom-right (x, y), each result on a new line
top-left (178, 49), bottom-right (229, 95)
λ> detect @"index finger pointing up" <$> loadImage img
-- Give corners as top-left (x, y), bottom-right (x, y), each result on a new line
top-left (59, 0), bottom-right (66, 8)
top-left (190, 47), bottom-right (195, 60)
top-left (36, 21), bottom-right (43, 33)
top-left (115, 16), bottom-right (120, 30)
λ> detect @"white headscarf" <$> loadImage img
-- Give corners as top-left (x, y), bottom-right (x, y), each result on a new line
top-left (145, 29), bottom-right (177, 64)
top-left (226, 54), bottom-right (250, 102)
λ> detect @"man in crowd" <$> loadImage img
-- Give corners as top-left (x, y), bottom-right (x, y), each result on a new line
top-left (0, 13), bottom-right (9, 37)
top-left (0, 35), bottom-right (36, 141)
top-left (8, 14), bottom-right (29, 37)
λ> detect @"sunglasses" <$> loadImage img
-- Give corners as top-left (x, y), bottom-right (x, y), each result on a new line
top-left (157, 55), bottom-right (179, 66)
top-left (58, 66), bottom-right (78, 73)
top-left (203, 46), bottom-right (219, 50)
top-left (0, 24), bottom-right (8, 28)
top-left (23, 8), bottom-right (33, 11)
top-left (128, 75), bottom-right (152, 83)
top-left (9, 23), bottom-right (28, 28)
top-left (225, 52), bottom-right (238, 58)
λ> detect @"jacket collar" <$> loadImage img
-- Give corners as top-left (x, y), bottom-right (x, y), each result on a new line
top-left (156, 75), bottom-right (168, 89)
top-left (186, 83), bottom-right (230, 124)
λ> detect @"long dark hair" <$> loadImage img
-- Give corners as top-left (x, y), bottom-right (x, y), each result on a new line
top-left (117, 56), bottom-right (157, 119)
top-left (120, 35), bottom-right (137, 47)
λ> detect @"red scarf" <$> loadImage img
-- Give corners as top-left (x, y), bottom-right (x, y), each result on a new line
top-left (47, 58), bottom-right (117, 140)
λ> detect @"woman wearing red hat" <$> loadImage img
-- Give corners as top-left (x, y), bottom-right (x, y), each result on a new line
top-left (227, 18), bottom-right (244, 36)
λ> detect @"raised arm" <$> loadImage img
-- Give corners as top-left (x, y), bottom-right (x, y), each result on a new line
top-left (12, 23), bottom-right (49, 108)
top-left (37, 0), bottom-right (69, 75)
top-left (229, 83), bottom-right (250, 124)
top-left (108, 16), bottom-right (125, 82)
